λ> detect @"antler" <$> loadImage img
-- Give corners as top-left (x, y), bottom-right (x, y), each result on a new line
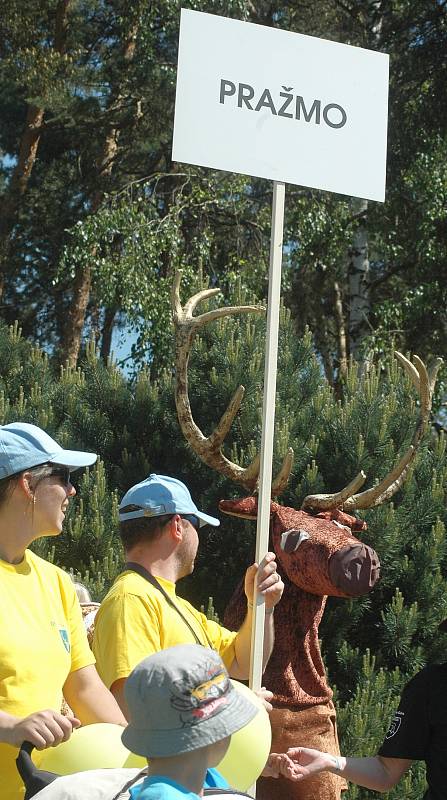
top-left (172, 270), bottom-right (294, 494)
top-left (302, 351), bottom-right (443, 512)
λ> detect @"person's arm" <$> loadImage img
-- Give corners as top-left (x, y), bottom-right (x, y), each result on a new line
top-left (285, 669), bottom-right (428, 791)
top-left (63, 665), bottom-right (127, 726)
top-left (229, 605), bottom-right (273, 679)
top-left (285, 748), bottom-right (412, 792)
top-left (0, 708), bottom-right (79, 749)
top-left (109, 678), bottom-right (129, 719)
top-left (229, 552), bottom-right (283, 679)
top-left (92, 589), bottom-right (167, 721)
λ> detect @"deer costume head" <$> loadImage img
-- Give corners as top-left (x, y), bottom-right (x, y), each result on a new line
top-left (172, 271), bottom-right (442, 800)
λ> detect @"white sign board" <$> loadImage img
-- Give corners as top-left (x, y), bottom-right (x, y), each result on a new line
top-left (173, 10), bottom-right (389, 201)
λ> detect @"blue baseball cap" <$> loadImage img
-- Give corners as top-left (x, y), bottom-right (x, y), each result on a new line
top-left (119, 473), bottom-right (220, 528)
top-left (0, 422), bottom-right (97, 479)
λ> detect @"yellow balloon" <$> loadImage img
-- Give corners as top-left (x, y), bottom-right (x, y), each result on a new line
top-left (217, 680), bottom-right (271, 791)
top-left (123, 750), bottom-right (148, 769)
top-left (36, 723), bottom-right (146, 774)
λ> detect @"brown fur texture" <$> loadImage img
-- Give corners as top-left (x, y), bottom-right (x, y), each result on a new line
top-left (222, 496), bottom-right (380, 800)
top-left (260, 705), bottom-right (346, 800)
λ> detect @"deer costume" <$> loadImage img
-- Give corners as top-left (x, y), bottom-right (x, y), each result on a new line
top-left (172, 271), bottom-right (441, 800)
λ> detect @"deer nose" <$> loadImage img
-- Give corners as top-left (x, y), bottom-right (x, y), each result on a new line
top-left (328, 544), bottom-right (380, 596)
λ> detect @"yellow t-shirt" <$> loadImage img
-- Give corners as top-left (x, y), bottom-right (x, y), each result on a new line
top-left (0, 550), bottom-right (95, 800)
top-left (93, 571), bottom-right (237, 690)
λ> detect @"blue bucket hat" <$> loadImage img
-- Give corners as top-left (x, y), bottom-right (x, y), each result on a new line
top-left (122, 644), bottom-right (257, 758)
top-left (119, 473), bottom-right (220, 528)
top-left (0, 422), bottom-right (97, 479)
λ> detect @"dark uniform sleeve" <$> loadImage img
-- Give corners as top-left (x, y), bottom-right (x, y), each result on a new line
top-left (378, 668), bottom-right (429, 761)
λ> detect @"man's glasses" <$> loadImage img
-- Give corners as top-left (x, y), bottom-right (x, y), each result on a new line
top-left (50, 466), bottom-right (72, 487)
top-left (182, 514), bottom-right (200, 531)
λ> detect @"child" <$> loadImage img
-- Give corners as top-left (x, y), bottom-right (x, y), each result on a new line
top-left (121, 643), bottom-right (259, 799)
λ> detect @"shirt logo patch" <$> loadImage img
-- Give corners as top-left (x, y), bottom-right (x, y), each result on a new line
top-left (385, 710), bottom-right (404, 739)
top-left (58, 627), bottom-right (71, 653)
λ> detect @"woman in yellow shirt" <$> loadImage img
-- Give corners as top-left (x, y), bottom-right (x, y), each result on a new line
top-left (0, 422), bottom-right (126, 800)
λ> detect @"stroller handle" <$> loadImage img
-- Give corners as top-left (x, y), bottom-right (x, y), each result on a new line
top-left (16, 741), bottom-right (36, 780)
top-left (16, 740), bottom-right (59, 800)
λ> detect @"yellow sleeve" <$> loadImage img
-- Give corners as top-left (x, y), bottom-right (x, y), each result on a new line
top-left (59, 572), bottom-right (95, 673)
top-left (186, 605), bottom-right (237, 671)
top-left (93, 593), bottom-right (162, 689)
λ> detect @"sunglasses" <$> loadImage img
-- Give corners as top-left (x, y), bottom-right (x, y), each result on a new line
top-left (182, 514), bottom-right (200, 531)
top-left (50, 466), bottom-right (72, 486)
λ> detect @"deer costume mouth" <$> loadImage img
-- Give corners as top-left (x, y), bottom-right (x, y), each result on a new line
top-left (279, 528), bottom-right (380, 596)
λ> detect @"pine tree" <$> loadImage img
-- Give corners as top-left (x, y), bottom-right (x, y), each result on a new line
top-left (0, 303), bottom-right (445, 798)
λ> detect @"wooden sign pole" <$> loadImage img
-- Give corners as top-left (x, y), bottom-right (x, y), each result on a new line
top-left (249, 180), bottom-right (286, 694)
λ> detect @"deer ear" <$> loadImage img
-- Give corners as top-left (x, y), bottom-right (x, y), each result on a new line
top-left (280, 529), bottom-right (310, 554)
top-left (219, 496), bottom-right (258, 518)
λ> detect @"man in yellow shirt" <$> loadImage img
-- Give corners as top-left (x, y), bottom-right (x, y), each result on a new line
top-left (93, 474), bottom-right (284, 717)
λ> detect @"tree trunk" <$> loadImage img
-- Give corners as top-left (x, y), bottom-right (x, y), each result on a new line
top-left (61, 22), bottom-right (139, 367)
top-left (348, 198), bottom-right (370, 361)
top-left (334, 281), bottom-right (348, 380)
top-left (347, 3), bottom-right (383, 365)
top-left (100, 306), bottom-right (117, 362)
top-left (0, 0), bottom-right (71, 300)
top-left (63, 264), bottom-right (92, 368)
